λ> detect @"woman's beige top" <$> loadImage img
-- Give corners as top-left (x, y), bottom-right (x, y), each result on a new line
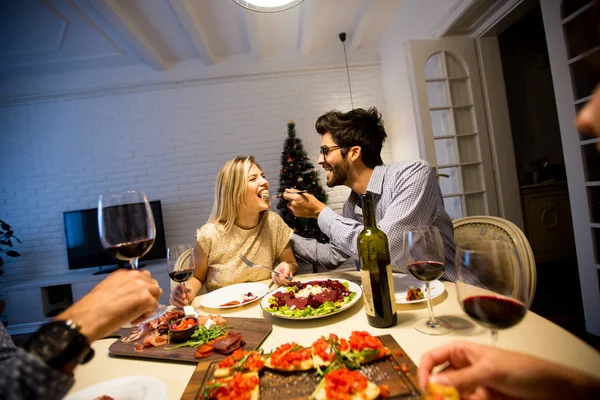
top-left (197, 211), bottom-right (294, 291)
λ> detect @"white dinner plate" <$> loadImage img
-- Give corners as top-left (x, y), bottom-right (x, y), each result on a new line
top-left (393, 274), bottom-right (445, 304)
top-left (199, 282), bottom-right (270, 309)
top-left (64, 376), bottom-right (168, 400)
top-left (261, 278), bottom-right (362, 320)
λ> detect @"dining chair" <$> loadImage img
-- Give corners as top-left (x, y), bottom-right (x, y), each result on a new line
top-left (452, 216), bottom-right (537, 307)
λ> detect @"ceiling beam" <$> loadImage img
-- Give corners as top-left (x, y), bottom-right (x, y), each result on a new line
top-left (90, 0), bottom-right (169, 70)
top-left (298, 0), bottom-right (318, 55)
top-left (350, 0), bottom-right (400, 52)
top-left (168, 0), bottom-right (215, 65)
top-left (239, 8), bottom-right (262, 59)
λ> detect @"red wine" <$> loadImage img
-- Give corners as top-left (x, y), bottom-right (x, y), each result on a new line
top-left (407, 261), bottom-right (444, 281)
top-left (169, 268), bottom-right (195, 283)
top-left (105, 239), bottom-right (155, 261)
top-left (462, 295), bottom-right (526, 330)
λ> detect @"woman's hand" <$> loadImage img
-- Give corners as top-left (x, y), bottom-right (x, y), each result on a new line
top-left (272, 262), bottom-right (293, 286)
top-left (170, 282), bottom-right (191, 307)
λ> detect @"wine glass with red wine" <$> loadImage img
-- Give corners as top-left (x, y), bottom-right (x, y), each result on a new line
top-left (456, 240), bottom-right (529, 345)
top-left (98, 190), bottom-right (167, 321)
top-left (403, 226), bottom-right (452, 335)
top-left (167, 244), bottom-right (195, 306)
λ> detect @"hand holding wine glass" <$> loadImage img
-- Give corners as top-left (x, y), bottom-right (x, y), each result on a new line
top-left (404, 226), bottom-right (452, 335)
top-left (167, 244), bottom-right (195, 307)
top-left (455, 240), bottom-right (529, 345)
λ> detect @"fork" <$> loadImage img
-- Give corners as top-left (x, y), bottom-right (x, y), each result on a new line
top-left (270, 190), bottom-right (308, 199)
top-left (239, 254), bottom-right (293, 281)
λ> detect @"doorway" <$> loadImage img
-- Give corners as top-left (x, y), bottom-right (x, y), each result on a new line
top-left (496, 3), bottom-right (597, 347)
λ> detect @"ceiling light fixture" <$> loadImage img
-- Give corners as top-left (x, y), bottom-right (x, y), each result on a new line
top-left (232, 0), bottom-right (304, 13)
top-left (339, 32), bottom-right (354, 109)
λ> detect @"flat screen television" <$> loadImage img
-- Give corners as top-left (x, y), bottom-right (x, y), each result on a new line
top-left (63, 200), bottom-right (167, 274)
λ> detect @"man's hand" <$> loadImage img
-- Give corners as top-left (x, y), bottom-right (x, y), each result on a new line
top-left (272, 262), bottom-right (293, 286)
top-left (56, 269), bottom-right (162, 343)
top-left (419, 340), bottom-right (600, 400)
top-left (282, 189), bottom-right (326, 219)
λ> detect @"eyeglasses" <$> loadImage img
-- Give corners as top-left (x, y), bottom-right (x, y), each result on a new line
top-left (319, 145), bottom-right (346, 156)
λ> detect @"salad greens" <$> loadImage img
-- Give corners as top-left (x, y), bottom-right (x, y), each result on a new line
top-left (165, 324), bottom-right (228, 349)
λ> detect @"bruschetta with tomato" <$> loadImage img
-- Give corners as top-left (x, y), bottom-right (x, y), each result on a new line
top-left (203, 372), bottom-right (260, 400)
top-left (264, 342), bottom-right (313, 371)
top-left (310, 368), bottom-right (380, 400)
top-left (214, 349), bottom-right (265, 378)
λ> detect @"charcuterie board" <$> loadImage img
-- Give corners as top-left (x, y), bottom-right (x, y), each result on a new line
top-left (108, 317), bottom-right (272, 364)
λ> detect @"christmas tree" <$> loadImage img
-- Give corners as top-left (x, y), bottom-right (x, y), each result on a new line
top-left (276, 121), bottom-right (329, 243)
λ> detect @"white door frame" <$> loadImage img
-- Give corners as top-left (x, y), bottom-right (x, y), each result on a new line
top-left (475, 37), bottom-right (524, 230)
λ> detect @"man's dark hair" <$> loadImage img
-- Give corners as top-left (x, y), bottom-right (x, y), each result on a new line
top-left (315, 107), bottom-right (387, 169)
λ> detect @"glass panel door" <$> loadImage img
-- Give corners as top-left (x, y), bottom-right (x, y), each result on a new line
top-left (424, 51), bottom-right (486, 218)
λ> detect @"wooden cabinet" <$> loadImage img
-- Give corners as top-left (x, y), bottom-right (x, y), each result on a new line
top-left (521, 182), bottom-right (576, 263)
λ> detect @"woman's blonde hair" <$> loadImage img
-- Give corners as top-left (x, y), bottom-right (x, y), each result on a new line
top-left (208, 156), bottom-right (263, 231)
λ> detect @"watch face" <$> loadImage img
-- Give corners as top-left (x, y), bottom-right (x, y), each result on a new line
top-left (26, 320), bottom-right (93, 369)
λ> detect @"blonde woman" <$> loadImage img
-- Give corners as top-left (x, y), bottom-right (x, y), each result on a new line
top-left (170, 156), bottom-right (297, 307)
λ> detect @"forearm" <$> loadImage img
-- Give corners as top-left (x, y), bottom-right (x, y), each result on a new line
top-left (186, 276), bottom-right (203, 301)
top-left (317, 207), bottom-right (362, 260)
top-left (291, 234), bottom-right (349, 270)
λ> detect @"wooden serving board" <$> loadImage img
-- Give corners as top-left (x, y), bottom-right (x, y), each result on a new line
top-left (181, 334), bottom-right (421, 400)
top-left (108, 317), bottom-right (272, 364)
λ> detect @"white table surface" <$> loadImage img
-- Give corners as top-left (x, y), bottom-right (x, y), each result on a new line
top-left (69, 271), bottom-right (600, 399)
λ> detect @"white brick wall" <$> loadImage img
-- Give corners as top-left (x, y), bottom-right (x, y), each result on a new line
top-left (0, 67), bottom-right (390, 290)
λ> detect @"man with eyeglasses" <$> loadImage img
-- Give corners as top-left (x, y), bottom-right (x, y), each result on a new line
top-left (283, 107), bottom-right (456, 280)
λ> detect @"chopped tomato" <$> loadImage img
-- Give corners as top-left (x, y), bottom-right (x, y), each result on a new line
top-left (379, 384), bottom-right (390, 398)
top-left (349, 331), bottom-right (387, 357)
top-left (217, 350), bottom-right (264, 371)
top-left (324, 368), bottom-right (368, 400)
top-left (393, 350), bottom-right (403, 358)
top-left (311, 337), bottom-right (336, 362)
top-left (270, 342), bottom-right (311, 369)
top-left (205, 372), bottom-right (259, 400)
top-left (171, 318), bottom-right (196, 331)
top-left (400, 363), bottom-right (409, 373)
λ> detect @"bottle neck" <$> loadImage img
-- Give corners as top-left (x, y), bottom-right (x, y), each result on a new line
top-left (360, 192), bottom-right (376, 228)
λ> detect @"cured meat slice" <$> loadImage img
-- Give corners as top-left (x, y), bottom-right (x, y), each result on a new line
top-left (121, 323), bottom-right (149, 343)
top-left (214, 332), bottom-right (245, 354)
top-left (287, 296), bottom-right (309, 310)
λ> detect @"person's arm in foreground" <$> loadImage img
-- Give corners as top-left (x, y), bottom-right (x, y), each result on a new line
top-left (272, 243), bottom-right (298, 285)
top-left (170, 241), bottom-right (208, 307)
top-left (418, 340), bottom-right (600, 400)
top-left (0, 269), bottom-right (162, 400)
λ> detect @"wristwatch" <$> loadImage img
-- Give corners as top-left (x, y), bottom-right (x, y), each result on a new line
top-left (23, 319), bottom-right (94, 373)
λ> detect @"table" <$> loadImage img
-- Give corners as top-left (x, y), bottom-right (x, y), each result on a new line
top-left (69, 271), bottom-right (600, 399)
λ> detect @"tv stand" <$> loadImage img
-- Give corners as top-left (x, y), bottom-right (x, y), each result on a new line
top-left (92, 263), bottom-right (148, 275)
top-left (4, 261), bottom-right (169, 335)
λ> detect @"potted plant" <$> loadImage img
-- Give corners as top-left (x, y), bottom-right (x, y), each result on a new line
top-left (0, 220), bottom-right (21, 277)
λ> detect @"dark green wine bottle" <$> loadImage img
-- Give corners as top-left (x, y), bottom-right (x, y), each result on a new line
top-left (357, 192), bottom-right (397, 328)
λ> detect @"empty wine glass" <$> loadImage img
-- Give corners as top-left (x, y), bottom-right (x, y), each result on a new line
top-left (98, 190), bottom-right (167, 322)
top-left (403, 226), bottom-right (452, 335)
top-left (167, 244), bottom-right (195, 306)
top-left (456, 240), bottom-right (529, 345)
